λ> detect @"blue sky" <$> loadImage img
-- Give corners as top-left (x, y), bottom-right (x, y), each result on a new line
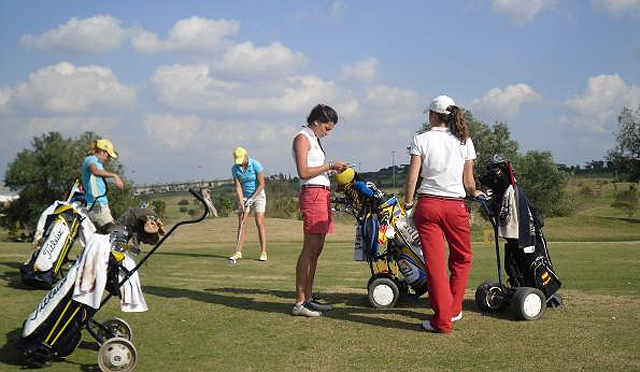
top-left (1, 0), bottom-right (639, 184)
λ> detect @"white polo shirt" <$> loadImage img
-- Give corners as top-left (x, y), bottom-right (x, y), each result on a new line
top-left (409, 127), bottom-right (476, 198)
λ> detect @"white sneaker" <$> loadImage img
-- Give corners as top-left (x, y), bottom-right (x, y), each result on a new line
top-left (292, 303), bottom-right (322, 317)
top-left (229, 251), bottom-right (242, 261)
top-left (452, 312), bottom-right (463, 322)
top-left (259, 251), bottom-right (267, 261)
top-left (421, 320), bottom-right (438, 332)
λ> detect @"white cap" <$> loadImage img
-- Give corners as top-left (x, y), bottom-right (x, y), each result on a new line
top-left (424, 95), bottom-right (456, 115)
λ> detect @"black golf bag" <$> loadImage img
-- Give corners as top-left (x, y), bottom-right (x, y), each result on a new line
top-left (21, 197), bottom-right (95, 289)
top-left (481, 154), bottom-right (562, 304)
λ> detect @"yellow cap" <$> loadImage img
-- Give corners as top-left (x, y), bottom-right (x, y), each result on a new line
top-left (96, 139), bottom-right (118, 158)
top-left (233, 147), bottom-right (247, 165)
top-left (334, 167), bottom-right (355, 185)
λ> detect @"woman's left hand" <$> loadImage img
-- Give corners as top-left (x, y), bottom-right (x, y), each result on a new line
top-left (332, 160), bottom-right (348, 172)
top-left (472, 190), bottom-right (486, 198)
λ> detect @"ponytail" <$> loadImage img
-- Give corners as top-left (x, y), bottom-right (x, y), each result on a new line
top-left (446, 106), bottom-right (468, 144)
top-left (86, 140), bottom-right (98, 155)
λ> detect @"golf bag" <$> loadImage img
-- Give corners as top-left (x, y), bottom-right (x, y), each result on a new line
top-left (21, 193), bottom-right (96, 289)
top-left (16, 235), bottom-right (127, 368)
top-left (481, 154), bottom-right (561, 303)
top-left (334, 169), bottom-right (427, 308)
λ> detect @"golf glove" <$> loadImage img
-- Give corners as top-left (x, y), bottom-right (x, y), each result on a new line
top-left (244, 198), bottom-right (254, 209)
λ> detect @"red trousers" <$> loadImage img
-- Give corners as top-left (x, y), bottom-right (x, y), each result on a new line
top-left (413, 196), bottom-right (472, 333)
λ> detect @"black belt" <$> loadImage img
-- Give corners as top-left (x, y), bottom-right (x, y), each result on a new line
top-left (302, 185), bottom-right (331, 191)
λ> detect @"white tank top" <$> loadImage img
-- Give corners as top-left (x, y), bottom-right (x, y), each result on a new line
top-left (293, 126), bottom-right (330, 187)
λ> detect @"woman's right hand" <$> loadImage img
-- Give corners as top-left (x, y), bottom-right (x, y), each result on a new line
top-left (114, 174), bottom-right (124, 189)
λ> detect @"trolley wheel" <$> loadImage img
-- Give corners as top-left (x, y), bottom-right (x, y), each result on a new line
top-left (475, 280), bottom-right (504, 312)
top-left (511, 287), bottom-right (546, 321)
top-left (368, 277), bottom-right (400, 309)
top-left (99, 317), bottom-right (133, 341)
top-left (98, 337), bottom-right (138, 372)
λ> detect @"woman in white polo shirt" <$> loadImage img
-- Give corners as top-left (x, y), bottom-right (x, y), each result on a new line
top-left (404, 95), bottom-right (484, 333)
top-left (291, 104), bottom-right (347, 317)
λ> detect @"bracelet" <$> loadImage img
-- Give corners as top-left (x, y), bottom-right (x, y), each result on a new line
top-left (404, 202), bottom-right (413, 210)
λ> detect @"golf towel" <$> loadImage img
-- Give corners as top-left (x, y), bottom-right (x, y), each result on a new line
top-left (119, 255), bottom-right (147, 312)
top-left (73, 234), bottom-right (111, 309)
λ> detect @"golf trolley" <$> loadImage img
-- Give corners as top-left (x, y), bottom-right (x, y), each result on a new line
top-left (17, 188), bottom-right (217, 371)
top-left (333, 169), bottom-right (427, 309)
top-left (474, 155), bottom-right (562, 321)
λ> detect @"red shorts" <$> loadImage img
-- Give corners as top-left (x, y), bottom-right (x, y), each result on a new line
top-left (299, 187), bottom-right (334, 234)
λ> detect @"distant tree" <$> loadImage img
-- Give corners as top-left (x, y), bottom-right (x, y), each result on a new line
top-left (611, 185), bottom-right (639, 218)
top-left (584, 160), bottom-right (606, 173)
top-left (514, 151), bottom-right (572, 217)
top-left (151, 200), bottom-right (167, 220)
top-left (2, 131), bottom-right (137, 231)
top-left (608, 104), bottom-right (640, 182)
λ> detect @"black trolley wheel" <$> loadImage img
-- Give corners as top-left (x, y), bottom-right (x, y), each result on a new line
top-left (475, 280), bottom-right (505, 312)
top-left (98, 317), bottom-right (133, 342)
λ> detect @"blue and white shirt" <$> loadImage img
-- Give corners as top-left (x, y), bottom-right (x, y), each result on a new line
top-left (231, 158), bottom-right (264, 198)
top-left (81, 155), bottom-right (108, 206)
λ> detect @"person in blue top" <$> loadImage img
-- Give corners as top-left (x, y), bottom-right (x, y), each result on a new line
top-left (81, 139), bottom-right (124, 233)
top-left (229, 147), bottom-right (268, 261)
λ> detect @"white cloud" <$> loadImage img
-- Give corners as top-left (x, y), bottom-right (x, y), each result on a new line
top-left (21, 15), bottom-right (127, 55)
top-left (493, 0), bottom-right (557, 24)
top-left (331, 1), bottom-right (348, 22)
top-left (151, 63), bottom-right (359, 116)
top-left (151, 63), bottom-right (240, 111)
top-left (470, 83), bottom-right (544, 121)
top-left (131, 16), bottom-right (240, 53)
top-left (561, 74), bottom-right (640, 133)
top-left (214, 41), bottom-right (308, 76)
top-left (0, 86), bottom-right (11, 114)
top-left (592, 0), bottom-right (640, 16)
top-left (24, 116), bottom-right (119, 138)
top-left (362, 85), bottom-right (423, 125)
top-left (340, 57), bottom-right (379, 84)
top-left (143, 114), bottom-right (200, 150)
top-left (288, 2), bottom-right (347, 23)
top-left (7, 62), bottom-right (136, 114)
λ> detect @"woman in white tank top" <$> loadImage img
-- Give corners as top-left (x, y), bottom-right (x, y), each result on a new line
top-left (290, 104), bottom-right (347, 317)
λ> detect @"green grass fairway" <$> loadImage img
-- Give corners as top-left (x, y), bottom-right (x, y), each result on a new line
top-left (1, 217), bottom-right (639, 371)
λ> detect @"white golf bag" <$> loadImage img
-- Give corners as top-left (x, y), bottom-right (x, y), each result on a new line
top-left (21, 199), bottom-right (95, 289)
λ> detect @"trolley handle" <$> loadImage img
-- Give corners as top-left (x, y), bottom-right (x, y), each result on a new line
top-left (97, 188), bottom-right (210, 310)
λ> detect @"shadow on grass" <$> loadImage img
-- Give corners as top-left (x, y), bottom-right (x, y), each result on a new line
top-left (144, 285), bottom-right (489, 331)
top-left (0, 260), bottom-right (39, 290)
top-left (0, 328), bottom-right (24, 367)
top-left (154, 251), bottom-right (229, 260)
top-left (598, 216), bottom-right (640, 224)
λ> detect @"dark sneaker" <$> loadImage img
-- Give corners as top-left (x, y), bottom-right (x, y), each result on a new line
top-left (292, 302), bottom-right (322, 317)
top-left (306, 297), bottom-right (333, 312)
